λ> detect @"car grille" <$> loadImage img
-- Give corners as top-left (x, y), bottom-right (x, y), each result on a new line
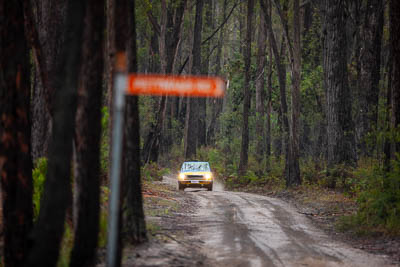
top-left (187, 175), bottom-right (204, 180)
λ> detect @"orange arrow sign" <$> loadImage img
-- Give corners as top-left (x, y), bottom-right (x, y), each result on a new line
top-left (127, 74), bottom-right (226, 97)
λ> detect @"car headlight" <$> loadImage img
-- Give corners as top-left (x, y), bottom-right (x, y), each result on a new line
top-left (179, 173), bottom-right (185, 180)
top-left (205, 173), bottom-right (212, 180)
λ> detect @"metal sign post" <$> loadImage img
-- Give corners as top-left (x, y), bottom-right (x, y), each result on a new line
top-left (106, 72), bottom-right (126, 267)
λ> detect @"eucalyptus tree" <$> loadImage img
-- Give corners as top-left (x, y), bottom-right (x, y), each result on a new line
top-left (323, 0), bottom-right (356, 175)
top-left (185, 0), bottom-right (204, 159)
top-left (70, 1), bottom-right (105, 265)
top-left (238, 0), bottom-right (255, 175)
top-left (27, 1), bottom-right (87, 265)
top-left (0, 1), bottom-right (33, 265)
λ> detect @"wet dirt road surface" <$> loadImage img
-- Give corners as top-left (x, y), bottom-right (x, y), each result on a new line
top-left (164, 175), bottom-right (394, 267)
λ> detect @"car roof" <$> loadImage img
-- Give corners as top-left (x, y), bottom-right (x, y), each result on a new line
top-left (183, 161), bottom-right (209, 164)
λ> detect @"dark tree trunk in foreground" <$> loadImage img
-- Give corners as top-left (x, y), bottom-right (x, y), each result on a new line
top-left (30, 0), bottom-right (67, 162)
top-left (69, 2), bottom-right (104, 266)
top-left (238, 0), bottom-right (254, 175)
top-left (0, 1), bottom-right (33, 265)
top-left (27, 1), bottom-right (86, 266)
top-left (323, 0), bottom-right (356, 171)
top-left (185, 0), bottom-right (204, 159)
top-left (123, 0), bottom-right (147, 244)
top-left (358, 0), bottom-right (384, 156)
top-left (391, 0), bottom-right (400, 154)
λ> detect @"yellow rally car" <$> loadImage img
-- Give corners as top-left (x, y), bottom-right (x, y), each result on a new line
top-left (178, 161), bottom-right (213, 191)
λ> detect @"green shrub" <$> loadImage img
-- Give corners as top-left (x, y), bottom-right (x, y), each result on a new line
top-left (356, 161), bottom-right (400, 234)
top-left (338, 158), bottom-right (400, 235)
top-left (300, 158), bottom-right (325, 185)
top-left (142, 162), bottom-right (170, 181)
top-left (32, 157), bottom-right (47, 220)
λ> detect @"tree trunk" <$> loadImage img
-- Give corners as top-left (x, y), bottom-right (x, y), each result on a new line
top-left (197, 97), bottom-right (207, 148)
top-left (27, 1), bottom-right (86, 266)
top-left (206, 0), bottom-right (227, 146)
top-left (286, 0), bottom-right (301, 187)
top-left (143, 0), bottom-right (187, 163)
top-left (260, 0), bottom-right (289, 165)
top-left (69, 1), bottom-right (104, 266)
top-left (255, 8), bottom-right (267, 166)
top-left (323, 0), bottom-right (356, 172)
top-left (197, 0), bottom-right (213, 148)
top-left (265, 45), bottom-right (273, 170)
top-left (391, 0), bottom-right (400, 154)
top-left (238, 0), bottom-right (254, 175)
top-left (358, 0), bottom-right (384, 156)
top-left (185, 0), bottom-right (204, 159)
top-left (384, 51), bottom-right (392, 170)
top-left (30, 0), bottom-right (67, 162)
top-left (0, 1), bottom-right (33, 265)
top-left (122, 0), bottom-right (147, 244)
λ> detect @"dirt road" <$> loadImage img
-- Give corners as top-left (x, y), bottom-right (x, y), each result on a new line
top-left (163, 175), bottom-right (394, 267)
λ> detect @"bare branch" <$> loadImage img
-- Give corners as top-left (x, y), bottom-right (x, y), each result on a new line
top-left (201, 0), bottom-right (242, 45)
top-left (147, 11), bottom-right (161, 36)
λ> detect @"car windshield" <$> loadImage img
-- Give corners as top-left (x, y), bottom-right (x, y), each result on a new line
top-left (181, 162), bottom-right (210, 172)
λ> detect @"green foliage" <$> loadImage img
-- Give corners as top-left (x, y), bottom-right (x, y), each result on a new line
top-left (356, 160), bottom-right (400, 234)
top-left (56, 222), bottom-right (74, 267)
top-left (32, 157), bottom-right (47, 220)
top-left (300, 157), bottom-right (325, 185)
top-left (100, 106), bottom-right (109, 175)
top-left (142, 162), bottom-right (170, 181)
top-left (337, 158), bottom-right (400, 235)
top-left (98, 209), bottom-right (108, 248)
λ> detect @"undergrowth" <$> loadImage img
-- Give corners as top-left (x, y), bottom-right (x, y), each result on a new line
top-left (338, 158), bottom-right (400, 236)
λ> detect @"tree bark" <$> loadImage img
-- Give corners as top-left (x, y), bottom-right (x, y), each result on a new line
top-left (238, 0), bottom-right (254, 175)
top-left (185, 0), bottom-right (204, 159)
top-left (286, 0), bottom-right (301, 186)
top-left (30, 0), bottom-right (67, 162)
top-left (323, 0), bottom-right (356, 171)
top-left (27, 1), bottom-right (86, 266)
top-left (197, 0), bottom-right (213, 148)
top-left (358, 0), bottom-right (384, 156)
top-left (391, 0), bottom-right (400, 153)
top-left (260, 0), bottom-right (289, 165)
top-left (266, 44), bottom-right (273, 170)
top-left (0, 1), bottom-right (33, 265)
top-left (255, 8), bottom-right (267, 166)
top-left (69, 1), bottom-right (104, 266)
top-left (206, 0), bottom-right (227, 146)
top-left (123, 0), bottom-right (147, 244)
